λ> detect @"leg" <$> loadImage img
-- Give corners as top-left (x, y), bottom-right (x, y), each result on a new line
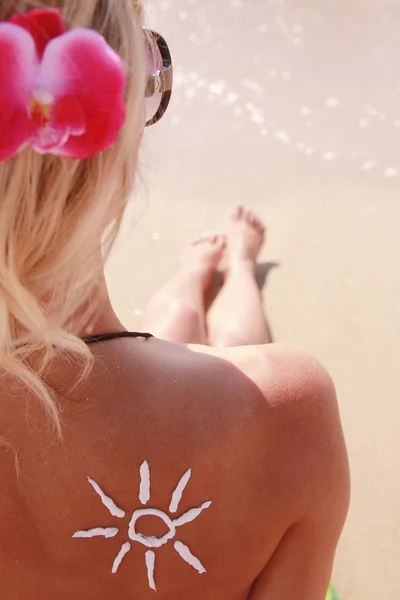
top-left (207, 206), bottom-right (271, 347)
top-left (142, 234), bottom-right (225, 344)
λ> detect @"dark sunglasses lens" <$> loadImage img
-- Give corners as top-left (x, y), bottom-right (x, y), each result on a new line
top-left (146, 37), bottom-right (164, 124)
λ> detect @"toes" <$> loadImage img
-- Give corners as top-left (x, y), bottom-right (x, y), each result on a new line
top-left (215, 234), bottom-right (227, 249)
top-left (210, 233), bottom-right (218, 244)
top-left (207, 232), bottom-right (220, 245)
top-left (233, 205), bottom-right (266, 235)
top-left (232, 205), bottom-right (244, 221)
top-left (254, 219), bottom-right (265, 235)
top-left (244, 208), bottom-right (256, 228)
top-left (191, 232), bottom-right (226, 248)
top-left (191, 236), bottom-right (202, 247)
top-left (192, 231), bottom-right (214, 246)
top-left (246, 209), bottom-right (257, 228)
top-left (210, 233), bottom-right (226, 248)
top-left (256, 223), bottom-right (265, 235)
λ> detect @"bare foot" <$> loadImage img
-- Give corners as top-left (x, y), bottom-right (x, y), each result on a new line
top-left (227, 205), bottom-right (266, 266)
top-left (183, 233), bottom-right (226, 289)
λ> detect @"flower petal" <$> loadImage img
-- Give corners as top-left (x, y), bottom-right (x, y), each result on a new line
top-left (9, 9), bottom-right (65, 60)
top-left (39, 29), bottom-right (126, 159)
top-left (52, 96), bottom-right (85, 136)
top-left (0, 23), bottom-right (36, 161)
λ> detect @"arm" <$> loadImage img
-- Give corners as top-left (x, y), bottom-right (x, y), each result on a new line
top-left (248, 514), bottom-right (346, 600)
top-left (250, 348), bottom-right (350, 600)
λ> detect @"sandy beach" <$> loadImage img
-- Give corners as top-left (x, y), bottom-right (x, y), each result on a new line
top-left (106, 2), bottom-right (400, 598)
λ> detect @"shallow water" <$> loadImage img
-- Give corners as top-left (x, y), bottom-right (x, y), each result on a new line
top-left (107, 2), bottom-right (400, 598)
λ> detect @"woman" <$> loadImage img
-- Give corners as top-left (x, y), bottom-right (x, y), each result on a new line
top-left (0, 2), bottom-right (349, 599)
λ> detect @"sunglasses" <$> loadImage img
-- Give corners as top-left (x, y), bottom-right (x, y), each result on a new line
top-left (145, 29), bottom-right (173, 127)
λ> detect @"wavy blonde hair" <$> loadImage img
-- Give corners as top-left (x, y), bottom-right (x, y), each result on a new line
top-left (0, 0), bottom-right (146, 434)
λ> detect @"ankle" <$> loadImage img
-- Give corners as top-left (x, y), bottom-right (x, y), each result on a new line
top-left (226, 257), bottom-right (256, 274)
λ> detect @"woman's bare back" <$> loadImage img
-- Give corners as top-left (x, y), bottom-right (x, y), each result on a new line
top-left (0, 338), bottom-right (349, 600)
top-left (0, 0), bottom-right (349, 595)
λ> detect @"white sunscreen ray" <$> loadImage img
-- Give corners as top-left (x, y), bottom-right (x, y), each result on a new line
top-left (173, 501), bottom-right (212, 527)
top-left (73, 466), bottom-right (213, 589)
top-left (145, 550), bottom-right (157, 591)
top-left (112, 542), bottom-right (131, 574)
top-left (88, 477), bottom-right (126, 518)
top-left (174, 541), bottom-right (206, 574)
top-left (139, 461), bottom-right (151, 505)
top-left (73, 527), bottom-right (118, 539)
top-left (169, 469), bottom-right (192, 513)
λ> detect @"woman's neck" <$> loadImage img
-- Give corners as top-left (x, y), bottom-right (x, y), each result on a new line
top-left (74, 270), bottom-right (126, 338)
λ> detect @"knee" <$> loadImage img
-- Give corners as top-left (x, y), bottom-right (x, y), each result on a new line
top-left (169, 299), bottom-right (201, 330)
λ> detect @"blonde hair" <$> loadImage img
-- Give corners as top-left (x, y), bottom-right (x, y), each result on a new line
top-left (0, 0), bottom-right (146, 434)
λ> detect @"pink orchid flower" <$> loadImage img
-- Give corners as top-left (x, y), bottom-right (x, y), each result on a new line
top-left (0, 9), bottom-right (126, 161)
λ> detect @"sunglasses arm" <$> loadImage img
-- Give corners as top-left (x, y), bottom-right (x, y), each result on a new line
top-left (145, 65), bottom-right (173, 98)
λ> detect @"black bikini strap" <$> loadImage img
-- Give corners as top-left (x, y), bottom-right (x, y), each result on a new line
top-left (82, 331), bottom-right (153, 345)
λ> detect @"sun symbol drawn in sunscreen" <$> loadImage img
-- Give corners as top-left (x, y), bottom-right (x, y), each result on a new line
top-left (73, 462), bottom-right (212, 591)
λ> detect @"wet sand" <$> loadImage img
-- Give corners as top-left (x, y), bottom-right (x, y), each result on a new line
top-left (106, 2), bottom-right (400, 598)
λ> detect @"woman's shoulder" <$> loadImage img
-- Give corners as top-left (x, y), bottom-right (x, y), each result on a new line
top-left (117, 337), bottom-right (341, 448)
top-left (140, 339), bottom-right (344, 483)
top-left (186, 340), bottom-right (337, 417)
top-left (185, 340), bottom-right (347, 498)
